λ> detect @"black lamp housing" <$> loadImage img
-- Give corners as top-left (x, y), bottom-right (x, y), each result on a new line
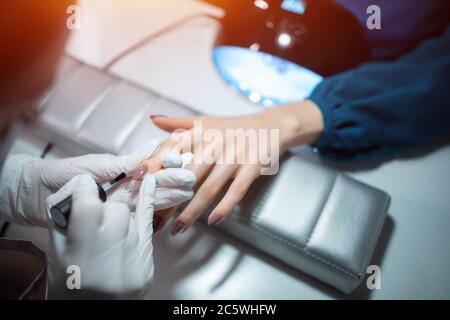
top-left (211, 0), bottom-right (371, 77)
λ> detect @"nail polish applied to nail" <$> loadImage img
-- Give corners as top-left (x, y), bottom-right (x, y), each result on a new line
top-left (153, 214), bottom-right (163, 233)
top-left (150, 114), bottom-right (167, 120)
top-left (208, 212), bottom-right (223, 226)
top-left (132, 164), bottom-right (149, 181)
top-left (171, 221), bottom-right (187, 236)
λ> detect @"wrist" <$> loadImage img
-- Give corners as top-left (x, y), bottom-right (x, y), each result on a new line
top-left (0, 155), bottom-right (42, 225)
top-left (262, 100), bottom-right (324, 151)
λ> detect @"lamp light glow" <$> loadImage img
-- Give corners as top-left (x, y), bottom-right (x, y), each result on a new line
top-left (277, 32), bottom-right (293, 48)
top-left (213, 46), bottom-right (323, 106)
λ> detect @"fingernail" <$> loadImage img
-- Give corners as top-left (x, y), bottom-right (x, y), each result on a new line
top-left (132, 164), bottom-right (149, 181)
top-left (153, 214), bottom-right (163, 233)
top-left (171, 221), bottom-right (187, 236)
top-left (150, 115), bottom-right (167, 120)
top-left (208, 212), bottom-right (223, 226)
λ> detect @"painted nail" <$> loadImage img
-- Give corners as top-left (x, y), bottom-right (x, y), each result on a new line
top-left (171, 221), bottom-right (187, 236)
top-left (153, 214), bottom-right (163, 233)
top-left (150, 114), bottom-right (167, 120)
top-left (208, 212), bottom-right (223, 226)
top-left (132, 164), bottom-right (149, 181)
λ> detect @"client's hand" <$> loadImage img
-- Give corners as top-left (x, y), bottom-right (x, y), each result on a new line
top-left (145, 100), bottom-right (324, 235)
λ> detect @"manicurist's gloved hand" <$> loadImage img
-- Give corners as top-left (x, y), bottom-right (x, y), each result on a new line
top-left (46, 167), bottom-right (195, 299)
top-left (0, 140), bottom-right (160, 227)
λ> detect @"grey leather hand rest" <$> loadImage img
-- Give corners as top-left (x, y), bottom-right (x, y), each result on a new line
top-left (209, 154), bottom-right (390, 294)
top-left (34, 57), bottom-right (390, 294)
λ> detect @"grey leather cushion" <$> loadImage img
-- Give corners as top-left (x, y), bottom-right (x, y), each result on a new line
top-left (37, 58), bottom-right (194, 155)
top-left (211, 154), bottom-right (390, 293)
top-left (35, 56), bottom-right (390, 294)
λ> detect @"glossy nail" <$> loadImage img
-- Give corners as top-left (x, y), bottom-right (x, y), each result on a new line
top-left (171, 221), bottom-right (187, 236)
top-left (208, 212), bottom-right (223, 226)
top-left (132, 164), bottom-right (149, 181)
top-left (150, 114), bottom-right (167, 120)
top-left (153, 214), bottom-right (163, 233)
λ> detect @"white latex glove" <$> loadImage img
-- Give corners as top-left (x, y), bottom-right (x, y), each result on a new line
top-left (0, 140), bottom-right (159, 227)
top-left (46, 168), bottom-right (195, 299)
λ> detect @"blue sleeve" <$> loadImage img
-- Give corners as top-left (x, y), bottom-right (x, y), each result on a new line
top-left (308, 24), bottom-right (450, 160)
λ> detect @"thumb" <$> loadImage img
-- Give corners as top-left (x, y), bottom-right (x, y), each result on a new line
top-left (135, 174), bottom-right (157, 244)
top-left (150, 115), bottom-right (209, 133)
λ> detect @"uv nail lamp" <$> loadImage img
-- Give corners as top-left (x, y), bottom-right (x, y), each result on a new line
top-left (210, 0), bottom-right (370, 106)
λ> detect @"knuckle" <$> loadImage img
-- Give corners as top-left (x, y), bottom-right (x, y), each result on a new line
top-left (232, 182), bottom-right (248, 198)
top-left (198, 184), bottom-right (220, 201)
top-left (161, 137), bottom-right (179, 149)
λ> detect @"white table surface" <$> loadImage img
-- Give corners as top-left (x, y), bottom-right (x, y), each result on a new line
top-left (4, 0), bottom-right (450, 299)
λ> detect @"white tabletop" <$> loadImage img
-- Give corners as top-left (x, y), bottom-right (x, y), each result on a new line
top-left (4, 0), bottom-right (450, 299)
